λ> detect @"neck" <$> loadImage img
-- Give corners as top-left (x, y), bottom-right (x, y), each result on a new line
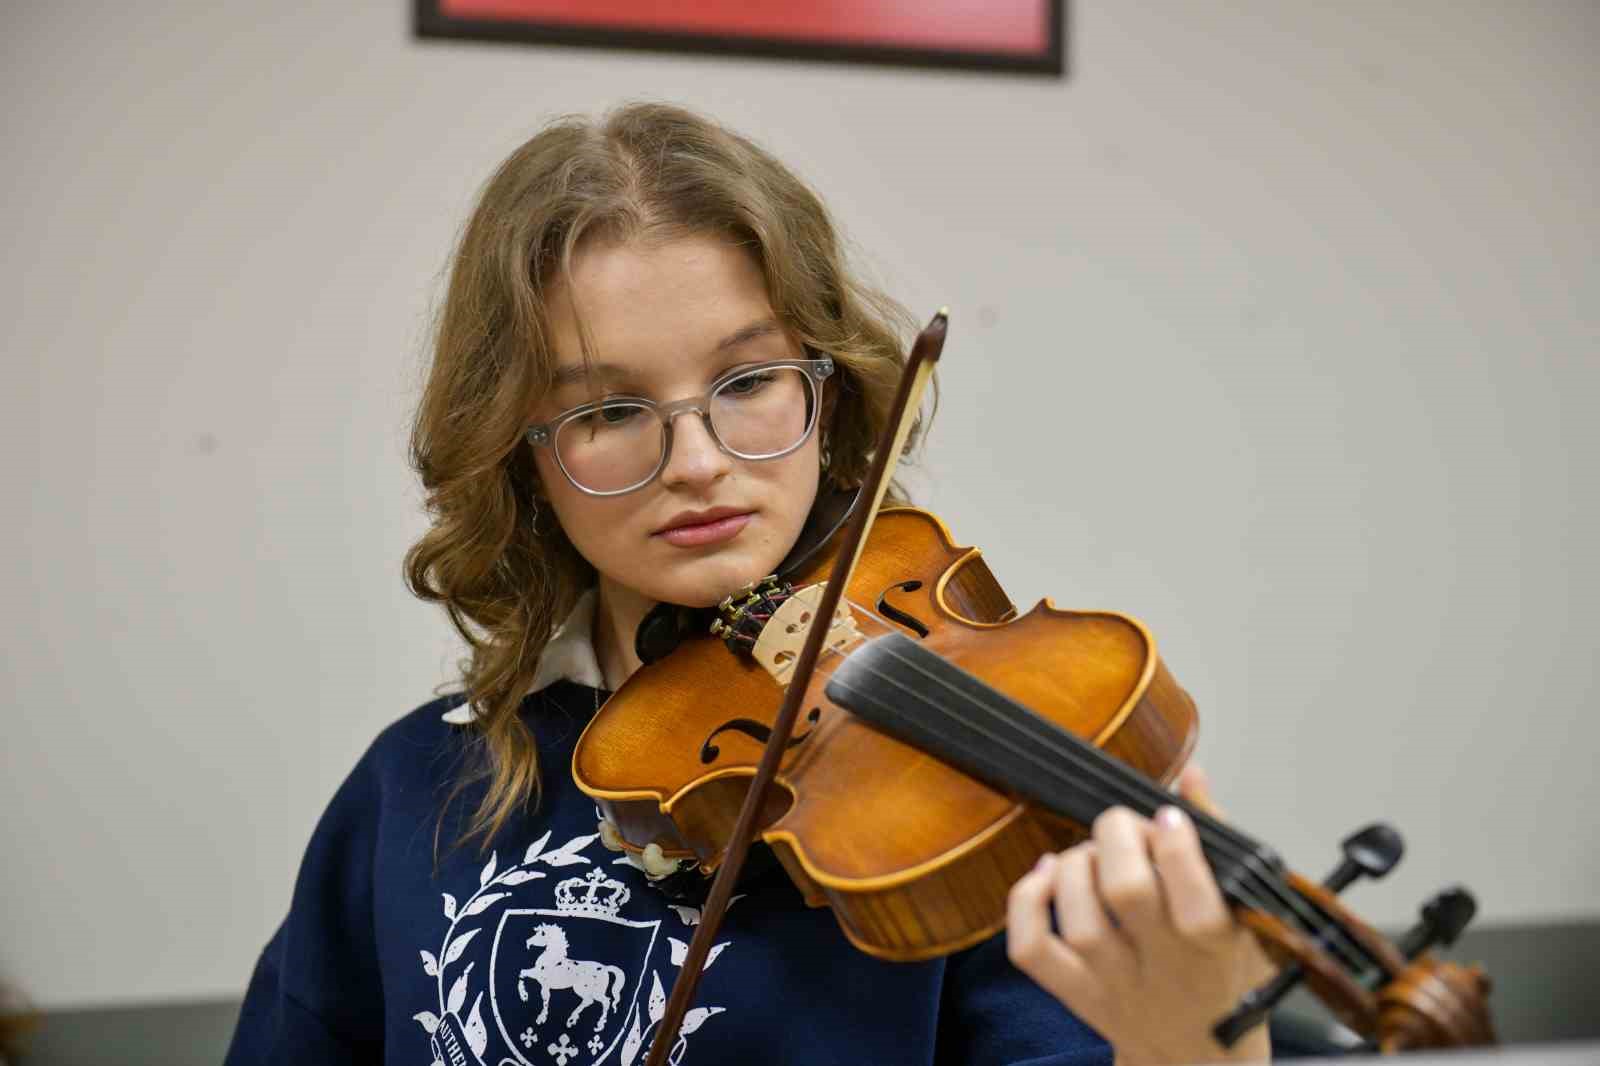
top-left (592, 577), bottom-right (653, 691)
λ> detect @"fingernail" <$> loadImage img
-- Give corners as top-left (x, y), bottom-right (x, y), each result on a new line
top-left (1156, 805), bottom-right (1187, 831)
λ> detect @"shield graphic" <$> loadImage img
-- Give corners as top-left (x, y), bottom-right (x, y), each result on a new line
top-left (489, 904), bottom-right (662, 1066)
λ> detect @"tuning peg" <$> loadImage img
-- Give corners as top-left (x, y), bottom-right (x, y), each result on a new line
top-left (1214, 968), bottom-right (1296, 1047)
top-left (1398, 886), bottom-right (1477, 959)
top-left (1326, 823), bottom-right (1404, 892)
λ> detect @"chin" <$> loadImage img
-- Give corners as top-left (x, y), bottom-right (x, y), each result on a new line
top-left (650, 549), bottom-right (784, 609)
top-left (663, 568), bottom-right (764, 609)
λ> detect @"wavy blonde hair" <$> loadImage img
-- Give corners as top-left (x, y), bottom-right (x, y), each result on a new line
top-left (407, 102), bottom-right (925, 853)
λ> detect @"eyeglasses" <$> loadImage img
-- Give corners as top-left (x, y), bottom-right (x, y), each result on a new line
top-left (525, 356), bottom-right (834, 496)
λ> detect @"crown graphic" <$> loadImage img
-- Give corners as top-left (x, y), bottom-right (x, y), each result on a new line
top-left (555, 868), bottom-right (630, 918)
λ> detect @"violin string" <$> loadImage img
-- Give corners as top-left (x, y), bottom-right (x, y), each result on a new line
top-left (887, 643), bottom-right (1378, 975)
top-left (885, 637), bottom-right (1380, 975)
top-left (835, 653), bottom-right (1376, 977)
top-left (804, 615), bottom-right (1295, 917)
top-left (823, 656), bottom-right (1296, 932)
top-left (797, 595), bottom-right (1374, 973)
top-left (826, 638), bottom-right (1376, 975)
top-left (806, 618), bottom-right (1282, 893)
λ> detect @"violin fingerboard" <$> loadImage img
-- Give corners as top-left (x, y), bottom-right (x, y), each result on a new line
top-left (824, 633), bottom-right (1285, 909)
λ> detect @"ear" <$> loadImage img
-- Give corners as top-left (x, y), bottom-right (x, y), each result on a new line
top-left (522, 438), bottom-right (552, 501)
top-left (819, 370), bottom-right (839, 430)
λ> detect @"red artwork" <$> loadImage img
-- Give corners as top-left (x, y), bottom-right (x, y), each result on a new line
top-left (416, 0), bottom-right (1065, 76)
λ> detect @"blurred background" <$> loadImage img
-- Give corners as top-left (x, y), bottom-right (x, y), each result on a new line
top-left (2, 1), bottom-right (1595, 1061)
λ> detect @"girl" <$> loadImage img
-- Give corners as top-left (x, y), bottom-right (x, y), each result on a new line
top-left (227, 103), bottom-right (1273, 1066)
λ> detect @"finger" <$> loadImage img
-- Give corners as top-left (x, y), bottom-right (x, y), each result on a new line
top-left (1006, 854), bottom-right (1095, 1005)
top-left (1176, 763), bottom-right (1224, 819)
top-left (1053, 841), bottom-right (1139, 971)
top-left (1149, 805), bottom-right (1234, 950)
top-left (1089, 808), bottom-right (1168, 945)
top-left (1007, 853), bottom-right (1058, 957)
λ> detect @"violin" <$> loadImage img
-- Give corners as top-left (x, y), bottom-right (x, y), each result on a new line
top-left (571, 312), bottom-right (1495, 1064)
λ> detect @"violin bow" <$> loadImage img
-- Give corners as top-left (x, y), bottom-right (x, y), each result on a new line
top-left (642, 310), bottom-right (947, 1066)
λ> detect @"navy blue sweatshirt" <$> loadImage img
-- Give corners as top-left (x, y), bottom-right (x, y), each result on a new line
top-left (226, 680), bottom-right (1112, 1065)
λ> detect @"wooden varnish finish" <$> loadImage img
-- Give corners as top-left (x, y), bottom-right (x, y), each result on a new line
top-left (572, 507), bottom-right (1199, 960)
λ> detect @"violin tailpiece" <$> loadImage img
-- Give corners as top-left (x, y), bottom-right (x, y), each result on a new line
top-left (709, 575), bottom-right (793, 656)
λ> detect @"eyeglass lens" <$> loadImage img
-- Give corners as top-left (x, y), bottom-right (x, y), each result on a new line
top-left (554, 365), bottom-right (817, 494)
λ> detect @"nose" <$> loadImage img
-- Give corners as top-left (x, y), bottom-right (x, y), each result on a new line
top-left (659, 408), bottom-right (733, 489)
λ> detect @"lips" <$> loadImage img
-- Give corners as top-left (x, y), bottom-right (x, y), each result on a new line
top-left (653, 508), bottom-right (753, 548)
top-left (653, 507), bottom-right (750, 535)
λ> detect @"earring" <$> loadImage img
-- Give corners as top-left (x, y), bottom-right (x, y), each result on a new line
top-left (820, 433), bottom-right (832, 470)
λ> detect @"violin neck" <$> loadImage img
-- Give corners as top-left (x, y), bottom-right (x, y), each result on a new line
top-left (824, 632), bottom-right (1286, 902)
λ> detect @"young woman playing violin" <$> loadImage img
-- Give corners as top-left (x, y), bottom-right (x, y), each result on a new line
top-left (226, 103), bottom-right (1276, 1066)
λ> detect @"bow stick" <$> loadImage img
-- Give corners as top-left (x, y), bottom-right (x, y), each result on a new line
top-left (642, 309), bottom-right (947, 1066)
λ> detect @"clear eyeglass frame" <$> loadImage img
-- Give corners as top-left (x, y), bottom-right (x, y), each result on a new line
top-left (524, 355), bottom-right (834, 497)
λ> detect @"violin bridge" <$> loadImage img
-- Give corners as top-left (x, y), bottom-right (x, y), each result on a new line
top-left (751, 582), bottom-right (862, 686)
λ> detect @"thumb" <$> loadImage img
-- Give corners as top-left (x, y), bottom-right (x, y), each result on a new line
top-left (1176, 762), bottom-right (1225, 819)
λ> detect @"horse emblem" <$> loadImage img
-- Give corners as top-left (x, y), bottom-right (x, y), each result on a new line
top-left (415, 832), bottom-right (727, 1066)
top-left (489, 867), bottom-right (664, 1065)
top-left (519, 923), bottom-right (627, 1031)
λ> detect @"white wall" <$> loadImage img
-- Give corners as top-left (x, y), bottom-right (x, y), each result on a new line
top-left (3, 1), bottom-right (1595, 1009)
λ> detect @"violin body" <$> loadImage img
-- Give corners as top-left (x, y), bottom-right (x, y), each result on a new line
top-left (572, 506), bottom-right (1199, 960)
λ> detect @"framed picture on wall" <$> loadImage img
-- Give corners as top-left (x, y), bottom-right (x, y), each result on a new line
top-left (414, 1), bottom-right (1066, 77)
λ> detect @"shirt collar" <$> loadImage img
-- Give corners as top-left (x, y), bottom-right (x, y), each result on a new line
top-left (440, 587), bottom-right (604, 724)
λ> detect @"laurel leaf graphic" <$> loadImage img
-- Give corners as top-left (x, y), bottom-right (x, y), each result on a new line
top-left (542, 853), bottom-right (590, 868)
top-left (442, 893), bottom-right (457, 921)
top-left (648, 971), bottom-right (665, 1023)
top-left (447, 962), bottom-right (474, 1015)
top-left (462, 892), bottom-right (509, 918)
top-left (420, 950), bottom-right (439, 977)
top-left (464, 991), bottom-right (487, 1057)
top-left (443, 927), bottom-right (479, 966)
top-left (412, 1010), bottom-right (440, 1034)
top-left (500, 869), bottom-right (545, 885)
top-left (669, 905), bottom-right (700, 927)
top-left (523, 830), bottom-right (552, 865)
top-left (703, 943), bottom-right (730, 971)
top-left (680, 1006), bottom-right (725, 1036)
top-left (479, 852), bottom-right (498, 888)
top-left (621, 1009), bottom-right (643, 1066)
top-left (668, 937), bottom-right (688, 967)
top-left (542, 833), bottom-right (599, 867)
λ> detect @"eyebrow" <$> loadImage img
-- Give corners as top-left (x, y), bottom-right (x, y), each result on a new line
top-left (549, 318), bottom-right (785, 389)
top-left (715, 318), bottom-right (783, 352)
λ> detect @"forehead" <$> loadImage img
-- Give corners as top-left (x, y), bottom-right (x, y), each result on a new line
top-left (545, 234), bottom-right (780, 377)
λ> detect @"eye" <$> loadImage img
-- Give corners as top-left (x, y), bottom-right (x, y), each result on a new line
top-left (569, 402), bottom-right (646, 430)
top-left (721, 370), bottom-right (777, 397)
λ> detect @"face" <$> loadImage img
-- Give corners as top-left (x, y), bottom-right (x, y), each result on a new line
top-left (532, 234), bottom-right (823, 615)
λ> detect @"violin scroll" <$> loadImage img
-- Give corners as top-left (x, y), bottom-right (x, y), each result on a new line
top-left (1215, 841), bottom-right (1494, 1051)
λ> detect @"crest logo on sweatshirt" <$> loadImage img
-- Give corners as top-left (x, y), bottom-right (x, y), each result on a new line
top-left (413, 829), bottom-right (730, 1066)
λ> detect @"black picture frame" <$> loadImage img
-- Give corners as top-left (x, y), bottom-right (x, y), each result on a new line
top-left (414, 1), bottom-right (1067, 78)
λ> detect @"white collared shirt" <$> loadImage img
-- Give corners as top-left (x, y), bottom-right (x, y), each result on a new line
top-left (440, 588), bottom-right (604, 724)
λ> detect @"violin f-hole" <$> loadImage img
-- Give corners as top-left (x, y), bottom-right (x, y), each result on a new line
top-left (700, 706), bottom-right (823, 764)
top-left (877, 580), bottom-right (930, 638)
